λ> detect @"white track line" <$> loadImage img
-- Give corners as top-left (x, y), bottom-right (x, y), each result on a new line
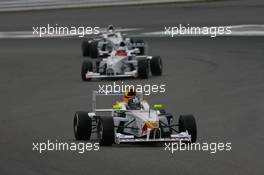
top-left (0, 0), bottom-right (204, 12)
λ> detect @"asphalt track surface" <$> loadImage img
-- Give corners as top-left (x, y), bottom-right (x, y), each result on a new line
top-left (1, 0), bottom-right (264, 175)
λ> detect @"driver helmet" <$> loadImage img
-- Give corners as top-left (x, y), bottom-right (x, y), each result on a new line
top-left (128, 97), bottom-right (141, 110)
top-left (107, 25), bottom-right (115, 33)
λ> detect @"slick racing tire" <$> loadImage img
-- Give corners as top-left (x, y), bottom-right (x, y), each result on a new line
top-left (137, 57), bottom-right (149, 79)
top-left (73, 111), bottom-right (92, 140)
top-left (81, 60), bottom-right (93, 81)
top-left (150, 56), bottom-right (162, 76)
top-left (131, 38), bottom-right (145, 55)
top-left (90, 40), bottom-right (99, 59)
top-left (97, 116), bottom-right (115, 146)
top-left (179, 114), bottom-right (197, 143)
top-left (81, 39), bottom-right (91, 57)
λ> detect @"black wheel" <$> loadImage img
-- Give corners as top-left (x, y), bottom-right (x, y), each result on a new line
top-left (137, 57), bottom-right (149, 79)
top-left (81, 39), bottom-right (91, 57)
top-left (97, 116), bottom-right (115, 146)
top-left (179, 114), bottom-right (197, 142)
top-left (150, 56), bottom-right (162, 76)
top-left (90, 41), bottom-right (99, 58)
top-left (131, 38), bottom-right (145, 55)
top-left (81, 60), bottom-right (93, 81)
top-left (73, 111), bottom-right (92, 140)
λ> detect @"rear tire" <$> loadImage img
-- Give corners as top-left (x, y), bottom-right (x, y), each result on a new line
top-left (90, 41), bottom-right (99, 58)
top-left (81, 60), bottom-right (93, 81)
top-left (150, 56), bottom-right (162, 76)
top-left (81, 39), bottom-right (91, 57)
top-left (179, 114), bottom-right (197, 142)
top-left (97, 116), bottom-right (115, 146)
top-left (137, 58), bottom-right (149, 79)
top-left (73, 111), bottom-right (92, 140)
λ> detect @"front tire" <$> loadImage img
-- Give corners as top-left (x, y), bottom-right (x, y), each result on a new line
top-left (150, 56), bottom-right (162, 76)
top-left (137, 57), bottom-right (149, 79)
top-left (81, 60), bottom-right (93, 81)
top-left (97, 116), bottom-right (115, 146)
top-left (81, 39), bottom-right (91, 57)
top-left (179, 114), bottom-right (197, 142)
top-left (90, 41), bottom-right (99, 58)
top-left (73, 112), bottom-right (92, 140)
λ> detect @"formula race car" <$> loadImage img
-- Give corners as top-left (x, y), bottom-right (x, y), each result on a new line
top-left (81, 25), bottom-right (145, 58)
top-left (81, 45), bottom-right (162, 81)
top-left (73, 91), bottom-right (197, 146)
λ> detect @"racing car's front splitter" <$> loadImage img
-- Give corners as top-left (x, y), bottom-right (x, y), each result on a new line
top-left (115, 132), bottom-right (191, 144)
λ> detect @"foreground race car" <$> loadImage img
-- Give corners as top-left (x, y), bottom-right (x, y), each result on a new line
top-left (73, 91), bottom-right (197, 146)
top-left (81, 46), bottom-right (162, 81)
top-left (81, 25), bottom-right (145, 58)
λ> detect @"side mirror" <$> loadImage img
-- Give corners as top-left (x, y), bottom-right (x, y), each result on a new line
top-left (153, 104), bottom-right (163, 110)
top-left (113, 105), bottom-right (122, 110)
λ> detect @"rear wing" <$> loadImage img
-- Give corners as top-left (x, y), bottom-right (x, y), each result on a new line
top-left (92, 90), bottom-right (143, 114)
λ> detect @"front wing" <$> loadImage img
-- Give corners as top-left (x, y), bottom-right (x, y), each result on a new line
top-left (85, 71), bottom-right (137, 79)
top-left (115, 132), bottom-right (191, 144)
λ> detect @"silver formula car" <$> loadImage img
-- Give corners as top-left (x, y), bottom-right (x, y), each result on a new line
top-left (73, 91), bottom-right (197, 146)
top-left (81, 46), bottom-right (162, 81)
top-left (81, 25), bottom-right (145, 58)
